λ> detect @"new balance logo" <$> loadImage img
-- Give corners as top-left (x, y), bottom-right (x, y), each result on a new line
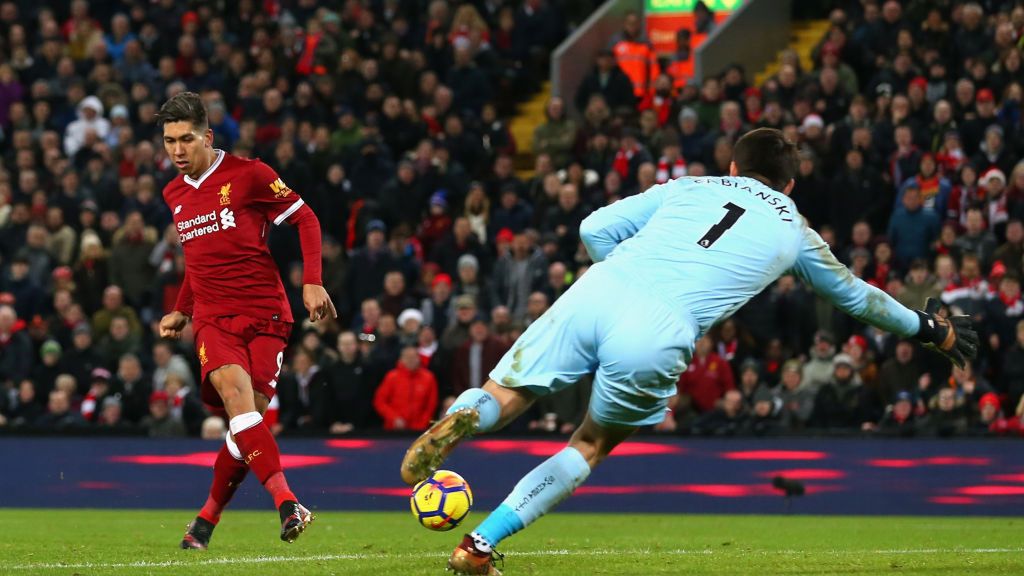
top-left (174, 205), bottom-right (182, 214)
top-left (220, 208), bottom-right (236, 229)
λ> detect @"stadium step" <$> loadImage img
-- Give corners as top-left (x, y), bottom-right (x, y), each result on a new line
top-left (753, 19), bottom-right (831, 87)
top-left (509, 81), bottom-right (552, 179)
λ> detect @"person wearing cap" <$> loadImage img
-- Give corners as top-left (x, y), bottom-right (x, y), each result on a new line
top-left (4, 252), bottom-right (42, 320)
top-left (800, 330), bottom-right (836, 395)
top-left (735, 358), bottom-right (768, 411)
top-left (80, 366), bottom-right (113, 422)
top-left (875, 389), bottom-right (920, 435)
top-left (453, 253), bottom-right (493, 318)
top-left (441, 294), bottom-right (478, 353)
top-left (419, 189), bottom-right (454, 257)
top-left (141, 389), bottom-right (186, 437)
top-left (346, 219), bottom-right (398, 317)
top-left (63, 94), bottom-right (110, 157)
top-left (810, 353), bottom-right (863, 429)
top-left (397, 307), bottom-right (424, 347)
top-left (29, 339), bottom-right (64, 395)
top-left (961, 87), bottom-right (1002, 155)
top-left (420, 273), bottom-right (454, 335)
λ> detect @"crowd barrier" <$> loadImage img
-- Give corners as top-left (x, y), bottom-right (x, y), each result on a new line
top-left (2, 437), bottom-right (1022, 516)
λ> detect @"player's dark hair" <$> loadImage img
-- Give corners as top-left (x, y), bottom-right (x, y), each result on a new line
top-left (155, 91), bottom-right (208, 129)
top-left (732, 128), bottom-right (799, 192)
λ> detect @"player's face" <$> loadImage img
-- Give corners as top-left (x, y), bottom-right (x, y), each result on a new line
top-left (162, 120), bottom-right (213, 178)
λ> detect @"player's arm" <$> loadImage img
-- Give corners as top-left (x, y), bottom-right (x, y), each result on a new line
top-left (579, 183), bottom-right (667, 262)
top-left (160, 269), bottom-right (193, 339)
top-left (250, 161), bottom-right (337, 322)
top-left (791, 225), bottom-right (979, 367)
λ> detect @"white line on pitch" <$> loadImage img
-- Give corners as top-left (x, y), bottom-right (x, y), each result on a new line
top-left (8, 547), bottom-right (1024, 571)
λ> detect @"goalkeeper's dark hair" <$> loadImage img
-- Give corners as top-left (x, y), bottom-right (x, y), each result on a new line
top-left (155, 91), bottom-right (208, 130)
top-left (732, 128), bottom-right (799, 192)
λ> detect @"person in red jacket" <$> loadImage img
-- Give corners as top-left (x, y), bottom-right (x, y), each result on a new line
top-left (675, 335), bottom-right (736, 413)
top-left (374, 345), bottom-right (439, 430)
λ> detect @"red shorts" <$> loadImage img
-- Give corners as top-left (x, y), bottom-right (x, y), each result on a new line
top-left (193, 314), bottom-right (292, 417)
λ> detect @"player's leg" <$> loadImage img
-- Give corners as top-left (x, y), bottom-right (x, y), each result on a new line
top-left (449, 292), bottom-right (692, 574)
top-left (400, 379), bottom-right (536, 485)
top-left (401, 290), bottom-right (599, 485)
top-left (245, 330), bottom-right (313, 541)
top-left (448, 413), bottom-right (636, 575)
top-left (183, 393), bottom-right (273, 549)
top-left (182, 319), bottom-right (256, 550)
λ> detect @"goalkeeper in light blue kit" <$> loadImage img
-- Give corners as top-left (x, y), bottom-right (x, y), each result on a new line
top-left (400, 128), bottom-right (979, 575)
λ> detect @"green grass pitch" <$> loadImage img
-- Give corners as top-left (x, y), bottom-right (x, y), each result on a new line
top-left (2, 509), bottom-right (1023, 575)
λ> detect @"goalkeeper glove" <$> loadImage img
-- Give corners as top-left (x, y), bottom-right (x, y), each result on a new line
top-left (913, 297), bottom-right (979, 369)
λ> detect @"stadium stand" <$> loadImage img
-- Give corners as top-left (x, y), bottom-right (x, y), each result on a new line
top-left (1, 0), bottom-right (1023, 440)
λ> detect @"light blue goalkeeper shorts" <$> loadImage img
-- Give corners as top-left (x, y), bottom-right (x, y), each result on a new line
top-left (489, 262), bottom-right (695, 427)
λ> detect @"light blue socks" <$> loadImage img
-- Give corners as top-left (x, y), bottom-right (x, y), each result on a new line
top-left (472, 446), bottom-right (591, 549)
top-left (447, 388), bottom-right (501, 433)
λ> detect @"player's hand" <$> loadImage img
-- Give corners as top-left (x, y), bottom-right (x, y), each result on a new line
top-left (303, 284), bottom-right (337, 322)
top-left (159, 311), bottom-right (190, 339)
top-left (913, 298), bottom-right (979, 369)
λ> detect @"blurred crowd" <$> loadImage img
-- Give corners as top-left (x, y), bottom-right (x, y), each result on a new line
top-left (1, 1), bottom-right (1024, 439)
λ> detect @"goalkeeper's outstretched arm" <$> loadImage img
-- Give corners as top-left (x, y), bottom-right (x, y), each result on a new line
top-left (790, 225), bottom-right (979, 367)
top-left (580, 184), bottom-right (667, 262)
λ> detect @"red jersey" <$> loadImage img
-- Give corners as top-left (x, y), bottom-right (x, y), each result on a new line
top-left (163, 150), bottom-right (306, 323)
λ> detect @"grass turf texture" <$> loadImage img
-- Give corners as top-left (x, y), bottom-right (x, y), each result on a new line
top-left (3, 510), bottom-right (1023, 575)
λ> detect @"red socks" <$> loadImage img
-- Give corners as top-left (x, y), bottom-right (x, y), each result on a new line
top-left (198, 444), bottom-right (249, 525)
top-left (232, 419), bottom-right (297, 509)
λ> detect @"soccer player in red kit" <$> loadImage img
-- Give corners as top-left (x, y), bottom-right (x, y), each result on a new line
top-left (155, 92), bottom-right (336, 549)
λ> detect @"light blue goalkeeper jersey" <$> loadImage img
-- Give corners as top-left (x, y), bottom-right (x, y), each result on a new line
top-left (579, 176), bottom-right (920, 339)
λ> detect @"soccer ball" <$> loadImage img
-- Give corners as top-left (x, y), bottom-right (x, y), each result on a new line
top-left (410, 470), bottom-right (473, 531)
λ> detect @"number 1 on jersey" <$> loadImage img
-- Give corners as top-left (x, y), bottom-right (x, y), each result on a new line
top-left (697, 202), bottom-right (746, 248)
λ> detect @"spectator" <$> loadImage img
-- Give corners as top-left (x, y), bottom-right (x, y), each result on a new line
top-left (875, 390), bottom-right (920, 436)
top-left (493, 232), bottom-right (547, 321)
top-left (692, 389), bottom-right (746, 436)
top-left (373, 345), bottom-right (439, 431)
top-left (277, 347), bottom-right (329, 432)
top-left (811, 354), bottom-right (863, 429)
top-left (140, 390), bottom-right (186, 438)
top-left (91, 285), bottom-right (142, 339)
top-left (421, 273), bottom-right (454, 337)
top-left (7, 380), bottom-right (44, 427)
top-left (801, 330), bottom-right (836, 395)
top-left (0, 304), bottom-right (32, 384)
top-left (453, 254), bottom-right (493, 317)
top-left (922, 387), bottom-right (969, 437)
top-left (326, 331), bottom-right (375, 432)
top-left (35, 389), bottom-right (85, 431)
top-left (163, 373), bottom-right (206, 437)
top-left (151, 340), bottom-right (193, 391)
top-left (346, 221), bottom-right (398, 318)
top-left (888, 184), bottom-right (940, 270)
top-left (450, 318), bottom-right (509, 405)
top-left (63, 95), bottom-right (109, 157)
top-left (200, 415), bottom-right (226, 440)
top-left (776, 360), bottom-right (814, 430)
top-left (575, 48), bottom-right (635, 114)
top-left (533, 97), bottom-right (576, 169)
top-left (676, 335), bottom-right (735, 414)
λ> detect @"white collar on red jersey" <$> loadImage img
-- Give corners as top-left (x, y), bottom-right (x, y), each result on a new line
top-left (183, 149), bottom-right (225, 189)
